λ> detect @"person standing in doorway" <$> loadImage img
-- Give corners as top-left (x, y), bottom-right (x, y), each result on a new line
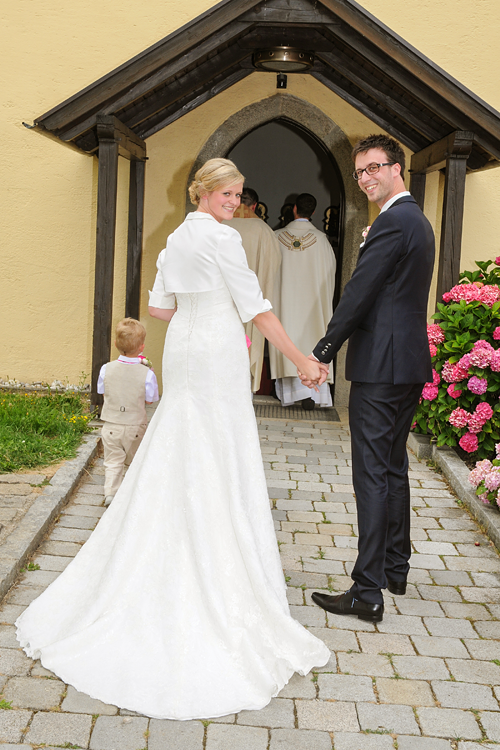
top-left (225, 187), bottom-right (281, 392)
top-left (270, 193), bottom-right (336, 410)
top-left (307, 135), bottom-right (435, 622)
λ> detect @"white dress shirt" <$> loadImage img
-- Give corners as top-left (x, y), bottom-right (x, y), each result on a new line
top-left (98, 356), bottom-right (159, 402)
top-left (149, 212), bottom-right (271, 323)
top-left (380, 191), bottom-right (411, 213)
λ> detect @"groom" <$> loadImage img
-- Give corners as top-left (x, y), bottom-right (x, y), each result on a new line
top-left (306, 134), bottom-right (435, 622)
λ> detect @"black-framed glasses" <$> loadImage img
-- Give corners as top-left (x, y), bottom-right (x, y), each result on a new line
top-left (352, 162), bottom-right (395, 181)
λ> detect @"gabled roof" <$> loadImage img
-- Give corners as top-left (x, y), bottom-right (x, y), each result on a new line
top-left (34, 0), bottom-right (500, 170)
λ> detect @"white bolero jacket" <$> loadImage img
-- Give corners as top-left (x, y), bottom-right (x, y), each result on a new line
top-left (149, 212), bottom-right (272, 323)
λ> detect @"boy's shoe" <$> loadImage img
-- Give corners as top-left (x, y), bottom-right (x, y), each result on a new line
top-left (104, 495), bottom-right (115, 507)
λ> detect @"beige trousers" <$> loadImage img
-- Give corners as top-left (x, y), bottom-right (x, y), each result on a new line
top-left (102, 422), bottom-right (147, 497)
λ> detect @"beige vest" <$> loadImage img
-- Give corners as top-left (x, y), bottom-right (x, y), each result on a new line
top-left (101, 361), bottom-right (148, 425)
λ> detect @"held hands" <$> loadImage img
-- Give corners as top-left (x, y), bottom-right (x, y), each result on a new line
top-left (297, 355), bottom-right (329, 391)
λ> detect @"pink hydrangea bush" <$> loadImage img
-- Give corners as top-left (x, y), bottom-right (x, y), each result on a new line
top-left (469, 444), bottom-right (500, 507)
top-left (413, 259), bottom-right (500, 461)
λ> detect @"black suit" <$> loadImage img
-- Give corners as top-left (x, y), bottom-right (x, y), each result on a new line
top-left (313, 195), bottom-right (435, 604)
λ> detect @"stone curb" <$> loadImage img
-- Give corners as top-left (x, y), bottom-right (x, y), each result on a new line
top-left (0, 434), bottom-right (100, 599)
top-left (408, 432), bottom-right (500, 551)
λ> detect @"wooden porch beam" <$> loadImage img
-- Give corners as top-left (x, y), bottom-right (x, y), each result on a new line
top-left (91, 122), bottom-right (120, 406)
top-left (409, 172), bottom-right (426, 212)
top-left (125, 160), bottom-right (145, 320)
top-left (436, 154), bottom-right (469, 303)
top-left (35, 0), bottom-right (261, 132)
top-left (317, 50), bottom-right (444, 143)
top-left (139, 68), bottom-right (251, 139)
top-left (410, 131), bottom-right (475, 174)
top-left (311, 68), bottom-right (424, 153)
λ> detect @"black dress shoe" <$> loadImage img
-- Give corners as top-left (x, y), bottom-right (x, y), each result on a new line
top-left (387, 578), bottom-right (407, 596)
top-left (311, 590), bottom-right (384, 622)
top-left (300, 398), bottom-right (315, 411)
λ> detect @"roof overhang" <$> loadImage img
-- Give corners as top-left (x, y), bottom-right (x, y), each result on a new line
top-left (32, 0), bottom-right (500, 171)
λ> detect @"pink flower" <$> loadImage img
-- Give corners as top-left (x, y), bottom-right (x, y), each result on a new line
top-left (490, 351), bottom-right (500, 372)
top-left (468, 347), bottom-right (493, 368)
top-left (494, 328), bottom-right (500, 340)
top-left (442, 292), bottom-right (453, 303)
top-left (479, 285), bottom-right (500, 307)
top-left (449, 408), bottom-right (469, 428)
top-left (476, 402), bottom-right (493, 420)
top-left (448, 283), bottom-right (482, 304)
top-left (479, 492), bottom-right (490, 504)
top-left (468, 376), bottom-right (488, 395)
top-left (421, 383), bottom-right (439, 401)
top-left (458, 353), bottom-right (472, 370)
top-left (467, 412), bottom-right (486, 434)
top-left (485, 470), bottom-right (500, 492)
top-left (496, 443), bottom-right (500, 459)
top-left (429, 343), bottom-right (437, 357)
top-left (469, 459), bottom-right (493, 487)
top-left (432, 369), bottom-right (440, 385)
top-left (427, 324), bottom-right (445, 345)
top-left (441, 360), bottom-right (455, 383)
top-left (459, 432), bottom-right (479, 453)
top-left (495, 256), bottom-right (500, 266)
top-left (474, 340), bottom-right (495, 351)
top-left (447, 383), bottom-right (462, 399)
top-left (450, 355), bottom-right (471, 383)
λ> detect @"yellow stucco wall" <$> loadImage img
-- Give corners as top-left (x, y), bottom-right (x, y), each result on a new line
top-left (1, 0), bottom-right (500, 386)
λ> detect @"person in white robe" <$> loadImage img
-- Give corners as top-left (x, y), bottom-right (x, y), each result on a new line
top-left (225, 188), bottom-right (281, 392)
top-left (270, 192), bottom-right (336, 408)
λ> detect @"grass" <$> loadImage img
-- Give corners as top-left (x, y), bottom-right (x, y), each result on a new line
top-left (0, 390), bottom-right (94, 473)
top-left (20, 562), bottom-right (40, 572)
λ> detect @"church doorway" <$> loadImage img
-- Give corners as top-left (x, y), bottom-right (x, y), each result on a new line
top-left (227, 118), bottom-right (344, 401)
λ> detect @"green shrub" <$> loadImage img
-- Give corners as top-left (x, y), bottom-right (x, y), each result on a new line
top-left (413, 260), bottom-right (500, 460)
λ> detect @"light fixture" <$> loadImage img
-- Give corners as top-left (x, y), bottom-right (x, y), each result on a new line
top-left (253, 47), bottom-right (314, 73)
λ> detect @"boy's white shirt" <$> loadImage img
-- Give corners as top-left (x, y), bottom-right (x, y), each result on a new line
top-left (97, 356), bottom-right (159, 402)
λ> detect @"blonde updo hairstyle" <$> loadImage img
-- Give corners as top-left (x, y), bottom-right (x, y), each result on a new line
top-left (188, 158), bottom-right (245, 206)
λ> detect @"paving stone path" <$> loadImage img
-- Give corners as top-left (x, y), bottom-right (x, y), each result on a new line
top-left (0, 416), bottom-right (500, 749)
top-left (0, 474), bottom-right (48, 547)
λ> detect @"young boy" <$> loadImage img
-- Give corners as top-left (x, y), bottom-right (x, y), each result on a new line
top-left (97, 318), bottom-right (159, 506)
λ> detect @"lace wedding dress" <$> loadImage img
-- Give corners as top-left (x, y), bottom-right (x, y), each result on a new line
top-left (16, 286), bottom-right (330, 720)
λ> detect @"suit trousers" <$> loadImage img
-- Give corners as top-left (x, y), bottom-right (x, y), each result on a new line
top-left (102, 422), bottom-right (147, 497)
top-left (348, 382), bottom-right (423, 605)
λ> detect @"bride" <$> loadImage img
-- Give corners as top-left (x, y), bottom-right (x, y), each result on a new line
top-left (16, 158), bottom-right (330, 720)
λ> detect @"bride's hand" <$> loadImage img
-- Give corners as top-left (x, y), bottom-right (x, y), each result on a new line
top-left (297, 358), bottom-right (323, 390)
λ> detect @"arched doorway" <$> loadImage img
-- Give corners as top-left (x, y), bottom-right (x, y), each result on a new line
top-left (187, 94), bottom-right (368, 406)
top-left (227, 117), bottom-right (344, 311)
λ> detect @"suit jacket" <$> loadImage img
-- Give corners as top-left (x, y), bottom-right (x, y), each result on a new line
top-left (313, 195), bottom-right (435, 384)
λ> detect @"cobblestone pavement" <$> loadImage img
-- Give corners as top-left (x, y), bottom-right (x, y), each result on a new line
top-left (1, 416), bottom-right (500, 749)
top-left (0, 474), bottom-right (49, 547)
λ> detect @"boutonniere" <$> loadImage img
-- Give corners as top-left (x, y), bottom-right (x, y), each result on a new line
top-left (139, 355), bottom-right (153, 369)
top-left (362, 225), bottom-right (371, 240)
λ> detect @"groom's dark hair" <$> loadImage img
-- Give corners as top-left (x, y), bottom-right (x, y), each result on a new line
top-left (352, 135), bottom-right (406, 179)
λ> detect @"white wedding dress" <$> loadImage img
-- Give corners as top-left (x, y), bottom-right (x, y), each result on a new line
top-left (16, 214), bottom-right (329, 720)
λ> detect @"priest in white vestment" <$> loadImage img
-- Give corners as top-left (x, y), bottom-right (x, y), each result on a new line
top-left (270, 193), bottom-right (336, 408)
top-left (225, 188), bottom-right (282, 392)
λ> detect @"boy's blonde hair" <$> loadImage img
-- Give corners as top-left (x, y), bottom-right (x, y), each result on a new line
top-left (188, 158), bottom-right (244, 205)
top-left (115, 318), bottom-right (146, 356)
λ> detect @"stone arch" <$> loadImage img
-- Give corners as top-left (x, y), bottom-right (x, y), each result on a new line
top-left (187, 94), bottom-right (367, 291)
top-left (187, 94), bottom-right (368, 406)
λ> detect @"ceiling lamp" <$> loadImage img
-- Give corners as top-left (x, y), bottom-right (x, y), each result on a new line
top-left (253, 47), bottom-right (314, 73)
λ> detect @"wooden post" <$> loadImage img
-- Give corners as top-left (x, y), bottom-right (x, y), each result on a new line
top-left (409, 172), bottom-right (426, 211)
top-left (91, 121), bottom-right (120, 407)
top-left (436, 155), bottom-right (469, 302)
top-left (125, 160), bottom-right (145, 319)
